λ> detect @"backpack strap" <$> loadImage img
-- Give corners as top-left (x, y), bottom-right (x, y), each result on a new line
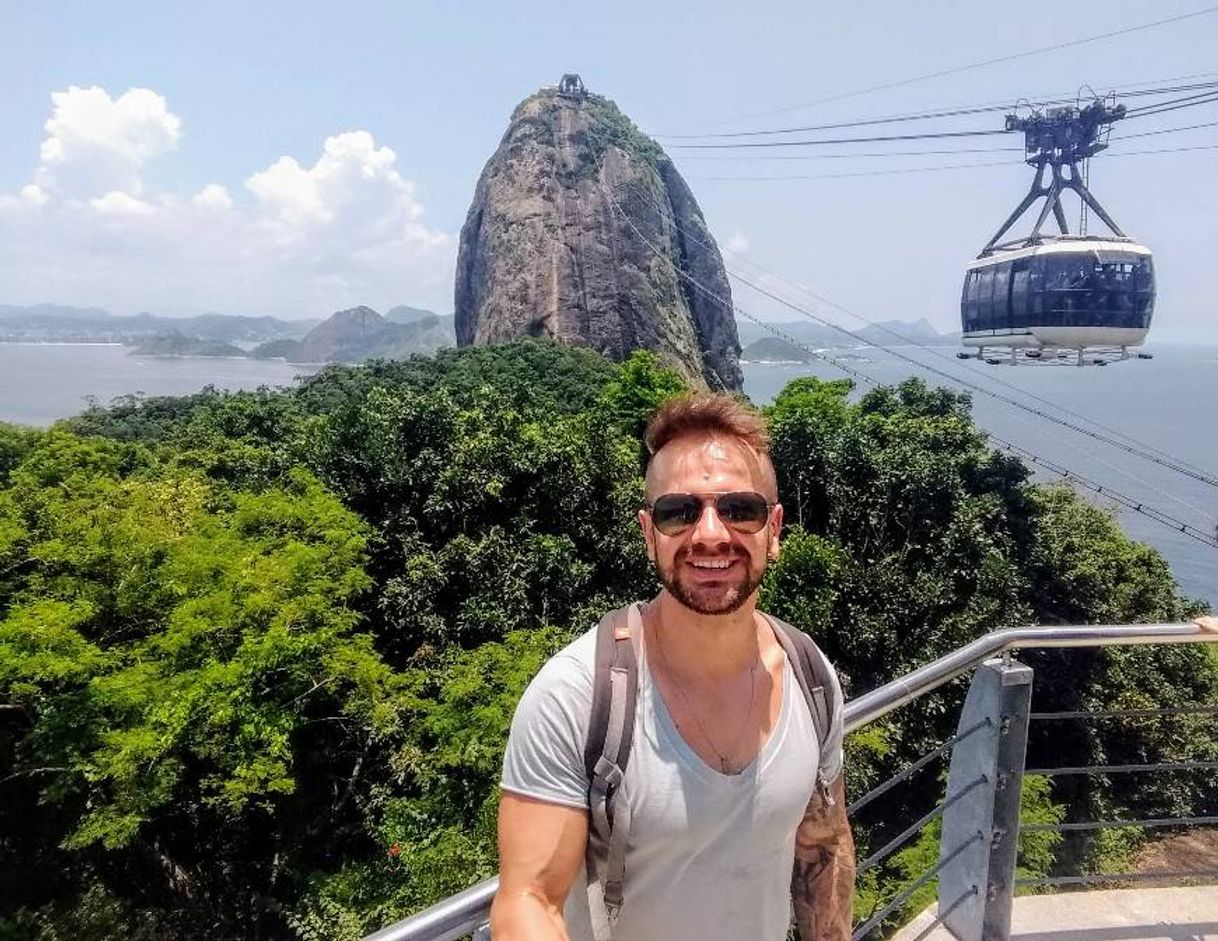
top-left (583, 604), bottom-right (639, 941)
top-left (764, 614), bottom-right (838, 801)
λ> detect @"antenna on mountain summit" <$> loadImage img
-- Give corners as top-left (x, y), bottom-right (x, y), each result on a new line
top-left (558, 74), bottom-right (586, 98)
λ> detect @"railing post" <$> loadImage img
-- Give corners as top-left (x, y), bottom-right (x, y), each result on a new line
top-left (937, 656), bottom-right (1032, 940)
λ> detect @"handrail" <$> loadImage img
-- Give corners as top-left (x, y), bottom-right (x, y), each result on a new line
top-left (365, 621), bottom-right (1216, 941)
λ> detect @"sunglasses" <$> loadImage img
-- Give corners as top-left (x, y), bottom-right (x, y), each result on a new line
top-left (646, 491), bottom-right (774, 537)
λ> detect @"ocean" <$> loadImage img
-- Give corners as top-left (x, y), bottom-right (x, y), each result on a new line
top-left (1, 341), bottom-right (1214, 605)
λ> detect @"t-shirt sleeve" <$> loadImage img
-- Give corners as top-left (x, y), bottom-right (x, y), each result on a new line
top-left (817, 652), bottom-right (846, 786)
top-left (501, 651), bottom-right (593, 810)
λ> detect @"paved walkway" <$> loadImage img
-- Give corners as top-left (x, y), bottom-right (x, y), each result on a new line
top-left (893, 886), bottom-right (1218, 941)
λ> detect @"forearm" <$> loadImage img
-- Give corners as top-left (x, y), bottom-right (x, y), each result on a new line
top-left (792, 832), bottom-right (856, 941)
top-left (489, 889), bottom-right (570, 941)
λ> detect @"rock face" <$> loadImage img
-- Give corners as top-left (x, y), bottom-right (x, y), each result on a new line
top-left (454, 85), bottom-right (742, 390)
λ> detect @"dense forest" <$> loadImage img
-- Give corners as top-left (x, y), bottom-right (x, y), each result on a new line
top-left (1, 340), bottom-right (1214, 940)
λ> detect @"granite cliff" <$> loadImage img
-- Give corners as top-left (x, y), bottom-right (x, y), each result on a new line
top-left (454, 79), bottom-right (742, 390)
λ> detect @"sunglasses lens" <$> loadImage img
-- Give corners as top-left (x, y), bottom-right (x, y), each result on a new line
top-left (651, 494), bottom-right (702, 535)
top-left (650, 493), bottom-right (770, 536)
top-left (716, 492), bottom-right (770, 533)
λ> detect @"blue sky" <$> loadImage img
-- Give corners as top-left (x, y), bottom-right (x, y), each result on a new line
top-left (1, 0), bottom-right (1215, 339)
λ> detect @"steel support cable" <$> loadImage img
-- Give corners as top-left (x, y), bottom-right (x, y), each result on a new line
top-left (991, 399), bottom-right (1214, 523)
top-left (614, 173), bottom-right (1218, 483)
top-left (849, 718), bottom-right (991, 816)
top-left (663, 79), bottom-right (1218, 141)
top-left (671, 128), bottom-right (1013, 151)
top-left (1031, 705), bottom-right (1218, 719)
top-left (1022, 815), bottom-right (1218, 833)
top-left (1116, 118), bottom-right (1218, 141)
top-left (856, 776), bottom-right (988, 876)
top-left (986, 435), bottom-right (1218, 549)
top-left (850, 831), bottom-right (984, 941)
top-left (690, 141), bottom-right (1218, 179)
top-left (678, 5), bottom-right (1218, 131)
top-left (597, 172), bottom-right (1218, 547)
top-left (1016, 869), bottom-right (1218, 887)
top-left (1026, 760), bottom-right (1218, 776)
top-left (1125, 88), bottom-right (1218, 116)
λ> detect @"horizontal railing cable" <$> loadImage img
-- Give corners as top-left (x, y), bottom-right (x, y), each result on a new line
top-left (849, 719), bottom-right (991, 815)
top-left (857, 776), bottom-right (988, 875)
top-left (1031, 705), bottom-right (1218, 720)
top-left (1022, 814), bottom-right (1218, 833)
top-left (850, 831), bottom-right (984, 940)
top-left (1026, 760), bottom-right (1218, 776)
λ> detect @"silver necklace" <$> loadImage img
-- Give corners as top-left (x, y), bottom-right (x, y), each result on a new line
top-left (650, 616), bottom-right (759, 774)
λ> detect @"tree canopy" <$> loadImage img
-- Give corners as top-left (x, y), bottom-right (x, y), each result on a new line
top-left (1, 343), bottom-right (1213, 940)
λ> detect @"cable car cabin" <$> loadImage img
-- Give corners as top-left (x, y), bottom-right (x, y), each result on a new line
top-left (960, 239), bottom-right (1154, 359)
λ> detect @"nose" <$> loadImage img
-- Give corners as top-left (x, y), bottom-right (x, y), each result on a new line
top-left (689, 500), bottom-right (732, 547)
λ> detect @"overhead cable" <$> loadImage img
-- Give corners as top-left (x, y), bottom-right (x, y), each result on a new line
top-left (678, 5), bottom-right (1218, 130)
top-left (661, 78), bottom-right (1218, 141)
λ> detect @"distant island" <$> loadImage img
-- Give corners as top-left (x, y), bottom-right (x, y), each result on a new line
top-left (0, 303), bottom-right (456, 365)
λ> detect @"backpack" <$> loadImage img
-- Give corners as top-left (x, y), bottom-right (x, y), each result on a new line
top-left (582, 603), bottom-right (838, 941)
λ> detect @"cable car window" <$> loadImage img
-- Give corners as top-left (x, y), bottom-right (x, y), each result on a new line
top-left (1027, 254), bottom-right (1045, 321)
top-left (992, 263), bottom-right (1012, 332)
top-left (962, 271), bottom-right (980, 332)
top-left (1010, 261), bottom-right (1030, 330)
top-left (976, 266), bottom-right (996, 330)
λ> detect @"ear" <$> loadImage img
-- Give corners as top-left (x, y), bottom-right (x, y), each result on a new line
top-left (638, 508), bottom-right (656, 562)
top-left (767, 503), bottom-right (784, 561)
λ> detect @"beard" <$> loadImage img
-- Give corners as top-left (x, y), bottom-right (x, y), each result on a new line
top-left (656, 548), bottom-right (768, 616)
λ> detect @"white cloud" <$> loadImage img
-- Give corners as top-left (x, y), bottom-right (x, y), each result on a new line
top-left (90, 190), bottom-right (156, 216)
top-left (191, 183), bottom-right (233, 211)
top-left (725, 230), bottom-right (750, 254)
top-left (0, 87), bottom-right (454, 317)
top-left (20, 184), bottom-right (48, 206)
top-left (38, 85), bottom-right (180, 197)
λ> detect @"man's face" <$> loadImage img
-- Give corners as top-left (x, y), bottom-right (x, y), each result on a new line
top-left (639, 435), bottom-right (782, 616)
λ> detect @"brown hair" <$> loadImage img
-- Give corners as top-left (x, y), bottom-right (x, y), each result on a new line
top-left (643, 393), bottom-right (775, 497)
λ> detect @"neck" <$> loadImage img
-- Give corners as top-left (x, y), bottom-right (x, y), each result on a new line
top-left (646, 591), bottom-right (761, 682)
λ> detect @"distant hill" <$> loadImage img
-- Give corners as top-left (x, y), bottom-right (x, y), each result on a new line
top-left (735, 317), bottom-right (955, 350)
top-left (740, 337), bottom-right (814, 363)
top-left (0, 304), bottom-right (313, 345)
top-left (252, 306), bottom-right (455, 363)
top-left (384, 305), bottom-right (441, 324)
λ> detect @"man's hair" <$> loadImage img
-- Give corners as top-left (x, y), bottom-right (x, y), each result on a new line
top-left (643, 393), bottom-right (777, 500)
top-left (644, 392), bottom-right (769, 456)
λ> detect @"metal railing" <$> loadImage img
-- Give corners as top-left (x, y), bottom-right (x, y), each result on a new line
top-left (365, 621), bottom-right (1217, 941)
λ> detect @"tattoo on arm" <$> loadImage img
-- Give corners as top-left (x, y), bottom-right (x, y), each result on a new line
top-left (791, 775), bottom-right (855, 941)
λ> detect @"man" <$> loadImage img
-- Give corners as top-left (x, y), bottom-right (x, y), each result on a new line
top-left (492, 392), bottom-right (854, 941)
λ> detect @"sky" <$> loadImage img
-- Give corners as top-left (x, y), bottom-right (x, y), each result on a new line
top-left (1, 0), bottom-right (1215, 339)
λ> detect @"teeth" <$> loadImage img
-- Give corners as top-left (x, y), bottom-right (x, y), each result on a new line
top-left (690, 560), bottom-right (732, 569)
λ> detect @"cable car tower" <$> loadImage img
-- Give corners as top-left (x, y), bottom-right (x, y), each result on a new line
top-left (960, 96), bottom-right (1156, 365)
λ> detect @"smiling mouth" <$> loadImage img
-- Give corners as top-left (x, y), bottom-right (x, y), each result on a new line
top-left (688, 559), bottom-right (736, 570)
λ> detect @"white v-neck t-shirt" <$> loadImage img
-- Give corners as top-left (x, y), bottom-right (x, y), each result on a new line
top-left (501, 618), bottom-right (844, 941)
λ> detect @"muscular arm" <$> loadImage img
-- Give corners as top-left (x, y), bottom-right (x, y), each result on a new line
top-left (490, 792), bottom-right (588, 941)
top-left (791, 774), bottom-right (855, 941)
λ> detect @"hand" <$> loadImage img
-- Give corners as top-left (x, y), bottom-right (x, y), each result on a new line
top-left (1195, 615), bottom-right (1218, 633)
